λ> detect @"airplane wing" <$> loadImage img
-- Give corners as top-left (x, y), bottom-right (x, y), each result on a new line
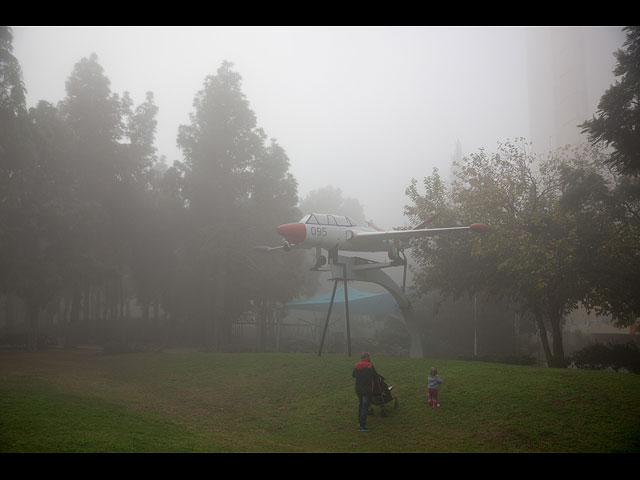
top-left (352, 223), bottom-right (489, 242)
top-left (253, 245), bottom-right (287, 253)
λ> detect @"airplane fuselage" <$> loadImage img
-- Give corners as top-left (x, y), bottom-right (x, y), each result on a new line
top-left (278, 220), bottom-right (396, 253)
top-left (258, 213), bottom-right (488, 269)
top-left (274, 213), bottom-right (487, 255)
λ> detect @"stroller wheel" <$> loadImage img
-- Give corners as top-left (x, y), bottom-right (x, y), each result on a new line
top-left (394, 398), bottom-right (399, 408)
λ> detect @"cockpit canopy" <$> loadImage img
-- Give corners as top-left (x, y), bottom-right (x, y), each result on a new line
top-left (300, 213), bottom-right (355, 227)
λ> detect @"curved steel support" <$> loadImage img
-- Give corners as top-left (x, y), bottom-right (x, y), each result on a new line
top-left (317, 254), bottom-right (424, 358)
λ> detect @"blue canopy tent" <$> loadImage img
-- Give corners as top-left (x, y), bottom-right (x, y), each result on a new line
top-left (285, 288), bottom-right (398, 316)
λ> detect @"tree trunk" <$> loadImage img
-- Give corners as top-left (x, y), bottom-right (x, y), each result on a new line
top-left (549, 311), bottom-right (566, 368)
top-left (257, 300), bottom-right (266, 352)
top-left (65, 284), bottom-right (81, 348)
top-left (535, 308), bottom-right (567, 368)
top-left (535, 313), bottom-right (553, 367)
top-left (3, 293), bottom-right (15, 335)
top-left (141, 299), bottom-right (150, 325)
top-left (26, 298), bottom-right (40, 352)
top-left (209, 259), bottom-right (227, 352)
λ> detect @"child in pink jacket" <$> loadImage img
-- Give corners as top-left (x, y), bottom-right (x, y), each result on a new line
top-left (427, 367), bottom-right (443, 407)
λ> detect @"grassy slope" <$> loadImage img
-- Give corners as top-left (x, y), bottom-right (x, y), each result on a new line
top-left (1, 349), bottom-right (639, 453)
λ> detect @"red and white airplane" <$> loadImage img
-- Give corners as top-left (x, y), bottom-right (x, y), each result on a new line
top-left (256, 213), bottom-right (488, 267)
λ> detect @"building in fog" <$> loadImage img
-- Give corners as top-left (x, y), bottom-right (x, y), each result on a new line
top-left (526, 26), bottom-right (626, 153)
top-left (526, 26), bottom-right (639, 357)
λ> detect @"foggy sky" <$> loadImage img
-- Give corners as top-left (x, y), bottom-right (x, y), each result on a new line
top-left (10, 26), bottom-right (623, 229)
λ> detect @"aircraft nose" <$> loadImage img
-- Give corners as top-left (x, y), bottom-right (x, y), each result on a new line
top-left (276, 223), bottom-right (306, 245)
top-left (471, 223), bottom-right (490, 233)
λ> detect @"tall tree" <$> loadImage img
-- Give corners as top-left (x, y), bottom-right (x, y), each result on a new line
top-left (57, 53), bottom-right (157, 345)
top-left (577, 26), bottom-right (640, 327)
top-left (580, 26), bottom-right (640, 176)
top-left (121, 91), bottom-right (159, 187)
top-left (20, 101), bottom-right (81, 349)
top-left (146, 162), bottom-right (190, 345)
top-left (0, 92), bottom-right (79, 349)
top-left (558, 151), bottom-right (640, 325)
top-left (0, 27), bottom-right (26, 116)
top-left (118, 91), bottom-right (161, 328)
top-left (55, 53), bottom-right (119, 344)
top-left (247, 139), bottom-right (316, 350)
top-left (0, 27), bottom-right (28, 297)
top-left (0, 27), bottom-right (61, 350)
top-left (177, 61), bottom-right (269, 350)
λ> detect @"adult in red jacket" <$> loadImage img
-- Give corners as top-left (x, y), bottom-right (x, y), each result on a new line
top-left (352, 352), bottom-right (378, 431)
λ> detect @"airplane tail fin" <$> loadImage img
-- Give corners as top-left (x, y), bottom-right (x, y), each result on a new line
top-left (413, 212), bottom-right (440, 230)
top-left (365, 219), bottom-right (384, 232)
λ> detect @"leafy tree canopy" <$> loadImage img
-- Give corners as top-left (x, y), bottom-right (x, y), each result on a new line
top-left (581, 26), bottom-right (640, 176)
top-left (405, 139), bottom-right (636, 367)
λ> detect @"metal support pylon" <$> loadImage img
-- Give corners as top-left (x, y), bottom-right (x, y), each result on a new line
top-left (317, 254), bottom-right (424, 358)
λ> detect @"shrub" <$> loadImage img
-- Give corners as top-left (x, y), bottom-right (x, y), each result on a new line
top-left (0, 333), bottom-right (57, 349)
top-left (457, 353), bottom-right (537, 366)
top-left (570, 342), bottom-right (640, 373)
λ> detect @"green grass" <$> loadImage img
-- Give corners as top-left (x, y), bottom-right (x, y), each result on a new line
top-left (1, 349), bottom-right (639, 452)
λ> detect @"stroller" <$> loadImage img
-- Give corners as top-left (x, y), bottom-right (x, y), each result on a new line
top-left (369, 372), bottom-right (399, 417)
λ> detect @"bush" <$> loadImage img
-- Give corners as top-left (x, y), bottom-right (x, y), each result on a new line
top-left (457, 353), bottom-right (537, 366)
top-left (102, 342), bottom-right (162, 354)
top-left (570, 342), bottom-right (640, 373)
top-left (0, 333), bottom-right (58, 349)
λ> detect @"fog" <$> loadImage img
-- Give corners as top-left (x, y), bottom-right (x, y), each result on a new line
top-left (11, 26), bottom-right (624, 228)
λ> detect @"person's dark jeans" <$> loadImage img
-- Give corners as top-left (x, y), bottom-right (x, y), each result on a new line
top-left (357, 394), bottom-right (371, 427)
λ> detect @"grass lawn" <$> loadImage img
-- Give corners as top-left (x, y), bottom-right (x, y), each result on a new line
top-left (1, 348), bottom-right (639, 452)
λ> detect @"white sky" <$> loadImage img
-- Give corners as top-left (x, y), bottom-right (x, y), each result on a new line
top-left (9, 26), bottom-right (623, 229)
